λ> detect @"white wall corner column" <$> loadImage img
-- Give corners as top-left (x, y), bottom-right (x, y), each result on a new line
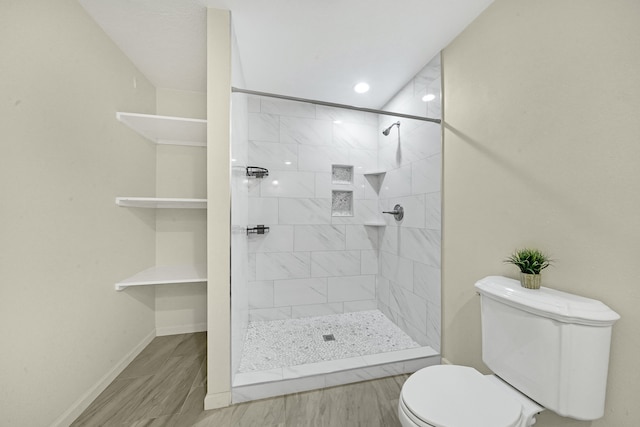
top-left (205, 7), bottom-right (232, 410)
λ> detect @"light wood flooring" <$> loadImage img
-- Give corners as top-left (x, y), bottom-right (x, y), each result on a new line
top-left (72, 332), bottom-right (409, 426)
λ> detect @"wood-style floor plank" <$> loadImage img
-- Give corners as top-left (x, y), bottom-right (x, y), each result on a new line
top-left (72, 332), bottom-right (409, 427)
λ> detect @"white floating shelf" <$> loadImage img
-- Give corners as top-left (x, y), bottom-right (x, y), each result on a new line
top-left (116, 112), bottom-right (207, 147)
top-left (115, 264), bottom-right (207, 291)
top-left (363, 170), bottom-right (386, 177)
top-left (364, 221), bottom-right (386, 227)
top-left (116, 197), bottom-right (207, 209)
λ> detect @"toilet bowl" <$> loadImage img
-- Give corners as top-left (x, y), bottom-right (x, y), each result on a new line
top-left (398, 365), bottom-right (544, 427)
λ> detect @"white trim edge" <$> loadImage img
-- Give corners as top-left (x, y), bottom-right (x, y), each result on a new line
top-left (156, 322), bottom-right (207, 337)
top-left (204, 391), bottom-right (232, 410)
top-left (50, 329), bottom-right (156, 427)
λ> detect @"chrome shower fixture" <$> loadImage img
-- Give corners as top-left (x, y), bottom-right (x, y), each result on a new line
top-left (382, 121), bottom-right (400, 136)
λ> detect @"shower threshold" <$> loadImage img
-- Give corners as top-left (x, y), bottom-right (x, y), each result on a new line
top-left (232, 310), bottom-right (440, 403)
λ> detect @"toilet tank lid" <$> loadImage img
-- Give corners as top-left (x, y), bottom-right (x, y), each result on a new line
top-left (475, 276), bottom-right (620, 326)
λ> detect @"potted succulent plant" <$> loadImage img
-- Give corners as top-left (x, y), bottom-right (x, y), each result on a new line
top-left (505, 248), bottom-right (552, 289)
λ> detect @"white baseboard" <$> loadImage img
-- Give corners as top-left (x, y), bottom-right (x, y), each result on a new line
top-left (156, 322), bottom-right (207, 336)
top-left (204, 391), bottom-right (232, 410)
top-left (51, 329), bottom-right (156, 427)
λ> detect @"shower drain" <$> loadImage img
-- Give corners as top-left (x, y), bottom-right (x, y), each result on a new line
top-left (322, 334), bottom-right (335, 342)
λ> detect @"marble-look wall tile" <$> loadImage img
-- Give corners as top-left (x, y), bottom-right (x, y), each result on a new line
top-left (413, 262), bottom-right (440, 304)
top-left (247, 95), bottom-right (261, 113)
top-left (392, 315), bottom-right (429, 347)
top-left (333, 122), bottom-right (378, 151)
top-left (260, 171), bottom-right (315, 198)
top-left (294, 225), bottom-right (346, 252)
top-left (291, 302), bottom-right (344, 318)
top-left (380, 251), bottom-right (414, 290)
top-left (248, 253), bottom-right (256, 282)
top-left (316, 105), bottom-right (368, 124)
top-left (389, 285), bottom-right (427, 335)
top-left (273, 278), bottom-right (328, 307)
top-left (377, 276), bottom-right (390, 307)
top-left (248, 225), bottom-right (294, 253)
top-left (411, 154), bottom-right (441, 195)
top-left (378, 143), bottom-right (404, 171)
top-left (248, 113), bottom-right (279, 142)
top-left (361, 250), bottom-right (378, 275)
top-left (345, 225), bottom-right (378, 250)
top-left (260, 97), bottom-right (316, 118)
top-left (427, 301), bottom-right (441, 352)
top-left (249, 307), bottom-right (292, 322)
top-left (280, 116), bottom-right (332, 145)
top-left (330, 199), bottom-right (379, 225)
top-left (298, 145), bottom-right (349, 172)
top-left (248, 141), bottom-right (298, 172)
top-left (278, 198), bottom-right (331, 225)
top-left (378, 226), bottom-right (399, 255)
top-left (425, 192), bottom-right (441, 230)
top-left (314, 172), bottom-right (332, 199)
top-left (248, 281), bottom-right (274, 309)
top-left (349, 149), bottom-right (378, 172)
top-left (402, 122), bottom-right (441, 163)
top-left (248, 198), bottom-right (279, 225)
top-left (311, 250), bottom-right (361, 277)
top-left (343, 299), bottom-right (377, 312)
top-left (379, 164), bottom-right (412, 199)
top-left (414, 55), bottom-right (440, 93)
top-left (255, 252), bottom-right (311, 281)
top-left (399, 228), bottom-right (441, 268)
top-left (327, 275), bottom-right (375, 302)
top-left (247, 178), bottom-right (262, 198)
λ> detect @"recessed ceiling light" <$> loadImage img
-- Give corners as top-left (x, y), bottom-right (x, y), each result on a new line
top-left (354, 82), bottom-right (370, 94)
top-left (422, 94), bottom-right (436, 102)
top-left (284, 161), bottom-right (292, 165)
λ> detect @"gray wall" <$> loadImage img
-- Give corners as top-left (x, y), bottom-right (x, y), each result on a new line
top-left (0, 0), bottom-right (157, 425)
top-left (442, 0), bottom-right (640, 425)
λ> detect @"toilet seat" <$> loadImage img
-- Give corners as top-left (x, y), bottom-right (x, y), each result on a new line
top-left (400, 365), bottom-right (523, 427)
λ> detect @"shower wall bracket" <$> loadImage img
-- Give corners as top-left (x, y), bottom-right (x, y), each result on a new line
top-left (246, 225), bottom-right (270, 235)
top-left (246, 166), bottom-right (269, 178)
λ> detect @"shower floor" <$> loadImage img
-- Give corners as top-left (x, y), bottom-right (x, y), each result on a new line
top-left (239, 310), bottom-right (420, 373)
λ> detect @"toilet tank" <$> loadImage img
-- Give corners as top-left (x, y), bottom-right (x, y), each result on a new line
top-left (475, 276), bottom-right (620, 421)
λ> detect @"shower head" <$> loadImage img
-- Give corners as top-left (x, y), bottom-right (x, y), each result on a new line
top-left (382, 121), bottom-right (400, 136)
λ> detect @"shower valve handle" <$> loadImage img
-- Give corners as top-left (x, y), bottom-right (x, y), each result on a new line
top-left (382, 204), bottom-right (404, 221)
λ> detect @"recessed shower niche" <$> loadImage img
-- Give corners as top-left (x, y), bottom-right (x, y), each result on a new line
top-left (331, 190), bottom-right (354, 217)
top-left (331, 164), bottom-right (354, 185)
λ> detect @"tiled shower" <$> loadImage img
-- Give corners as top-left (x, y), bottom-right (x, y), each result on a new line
top-left (231, 55), bottom-right (442, 401)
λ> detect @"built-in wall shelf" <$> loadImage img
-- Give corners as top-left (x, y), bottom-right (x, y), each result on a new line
top-left (115, 264), bottom-right (207, 291)
top-left (363, 170), bottom-right (386, 177)
top-left (364, 221), bottom-right (386, 227)
top-left (116, 197), bottom-right (207, 209)
top-left (116, 112), bottom-right (207, 147)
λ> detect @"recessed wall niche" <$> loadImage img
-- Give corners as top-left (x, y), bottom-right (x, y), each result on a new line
top-left (331, 190), bottom-right (353, 217)
top-left (331, 164), bottom-right (354, 185)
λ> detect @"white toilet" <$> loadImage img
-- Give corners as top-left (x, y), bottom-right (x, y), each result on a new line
top-left (399, 275), bottom-right (620, 427)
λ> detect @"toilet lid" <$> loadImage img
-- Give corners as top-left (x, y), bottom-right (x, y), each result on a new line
top-left (401, 365), bottom-right (522, 427)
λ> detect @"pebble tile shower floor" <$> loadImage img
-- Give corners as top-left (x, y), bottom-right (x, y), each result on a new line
top-left (239, 310), bottom-right (419, 372)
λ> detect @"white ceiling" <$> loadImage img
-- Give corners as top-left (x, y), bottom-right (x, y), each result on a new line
top-left (79, 0), bottom-right (493, 109)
